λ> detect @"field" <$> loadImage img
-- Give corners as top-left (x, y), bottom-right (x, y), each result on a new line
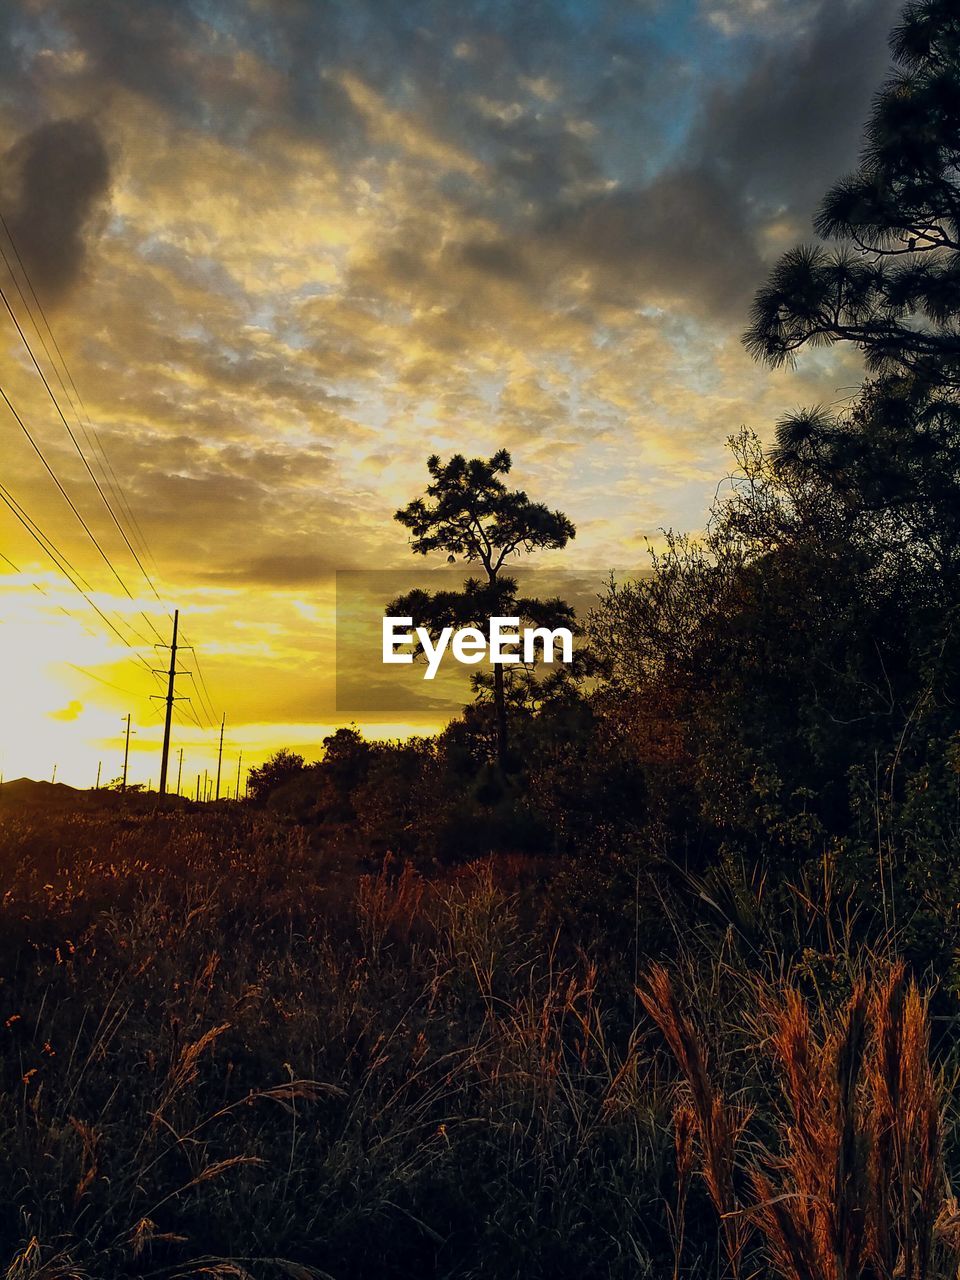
top-left (0, 798), bottom-right (664, 1279)
top-left (2, 793), bottom-right (959, 1280)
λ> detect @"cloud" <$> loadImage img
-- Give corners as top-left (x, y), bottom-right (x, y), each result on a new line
top-left (701, 0), bottom-right (823, 38)
top-left (539, 167), bottom-right (764, 318)
top-left (696, 0), bottom-right (903, 220)
top-left (1, 117), bottom-right (111, 304)
top-left (530, 0), bottom-right (901, 323)
top-left (50, 699), bottom-right (84, 721)
top-left (206, 554), bottom-right (338, 588)
top-left (0, 0), bottom-right (913, 759)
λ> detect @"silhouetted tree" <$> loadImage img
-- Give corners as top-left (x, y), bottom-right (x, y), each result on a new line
top-left (392, 450), bottom-right (575, 769)
top-left (745, 1), bottom-right (960, 387)
top-left (246, 748), bottom-right (306, 804)
top-left (314, 727), bottom-right (373, 822)
top-left (743, 0), bottom-right (960, 597)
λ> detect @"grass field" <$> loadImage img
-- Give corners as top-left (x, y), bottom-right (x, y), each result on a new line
top-left (0, 799), bottom-right (671, 1278)
top-left (1, 794), bottom-right (958, 1279)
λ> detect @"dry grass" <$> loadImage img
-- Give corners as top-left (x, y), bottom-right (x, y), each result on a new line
top-left (637, 964), bottom-right (752, 1279)
top-left (2, 803), bottom-right (958, 1279)
top-left (643, 960), bottom-right (958, 1280)
top-left (0, 806), bottom-right (669, 1280)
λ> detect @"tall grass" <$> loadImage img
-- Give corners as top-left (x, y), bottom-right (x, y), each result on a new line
top-left (641, 959), bottom-right (958, 1279)
top-left (0, 808), bottom-right (668, 1279)
top-left (1, 805), bottom-right (957, 1278)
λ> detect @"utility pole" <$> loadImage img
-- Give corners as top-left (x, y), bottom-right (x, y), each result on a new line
top-left (196, 773), bottom-right (201, 801)
top-left (95, 760), bottom-right (101, 789)
top-left (176, 748), bottom-right (184, 796)
top-left (51, 764), bottom-right (57, 783)
top-left (122, 713), bottom-right (132, 793)
top-left (153, 609), bottom-right (182, 797)
top-left (202, 768), bottom-right (208, 802)
top-left (235, 750), bottom-right (242, 800)
top-left (215, 713), bottom-right (225, 800)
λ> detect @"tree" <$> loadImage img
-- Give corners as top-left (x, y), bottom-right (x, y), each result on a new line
top-left (246, 748), bottom-right (306, 804)
top-left (743, 0), bottom-right (960, 587)
top-left (744, 1), bottom-right (960, 388)
top-left (314, 727), bottom-right (373, 822)
top-left (392, 450), bottom-right (575, 769)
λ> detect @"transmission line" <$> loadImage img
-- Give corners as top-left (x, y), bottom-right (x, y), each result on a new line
top-left (0, 250), bottom-right (166, 631)
top-left (0, 217), bottom-right (152, 566)
top-left (0, 479), bottom-right (158, 672)
top-left (0, 549), bottom-right (74, 621)
top-left (66, 664), bottom-right (145, 702)
top-left (0, 379), bottom-right (166, 648)
top-left (0, 216), bottom-right (225, 731)
top-left (179, 651), bottom-right (219, 727)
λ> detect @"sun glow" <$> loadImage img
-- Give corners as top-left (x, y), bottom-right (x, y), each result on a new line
top-left (0, 570), bottom-right (443, 789)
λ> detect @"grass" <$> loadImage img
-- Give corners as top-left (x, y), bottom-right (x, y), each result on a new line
top-left (0, 805), bottom-right (669, 1279)
top-left (641, 958), bottom-right (960, 1280)
top-left (0, 801), bottom-right (958, 1278)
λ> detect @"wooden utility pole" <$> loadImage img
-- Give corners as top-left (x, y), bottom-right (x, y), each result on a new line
top-left (95, 760), bottom-right (102, 789)
top-left (155, 610), bottom-right (180, 796)
top-left (235, 750), bottom-right (242, 800)
top-left (122, 713), bottom-right (132, 793)
top-left (215, 714), bottom-right (225, 800)
top-left (176, 748), bottom-right (184, 795)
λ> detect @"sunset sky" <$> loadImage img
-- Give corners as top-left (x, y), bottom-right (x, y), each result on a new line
top-left (0, 0), bottom-right (900, 787)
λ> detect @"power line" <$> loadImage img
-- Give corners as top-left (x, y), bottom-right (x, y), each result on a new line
top-left (0, 221), bottom-right (150, 565)
top-left (66, 663), bottom-right (145, 702)
top-left (0, 241), bottom-right (167, 631)
top-left (0, 209), bottom-right (155, 571)
top-left (0, 217), bottom-right (227, 739)
top-left (180, 655), bottom-right (219, 727)
top-left (0, 378), bottom-right (163, 647)
top-left (0, 549), bottom-right (74, 621)
top-left (191, 653), bottom-right (220, 724)
top-left (0, 478), bottom-right (157, 667)
top-left (179, 697), bottom-right (206, 730)
top-left (0, 478), bottom-right (98, 595)
top-left (0, 479), bottom-right (144, 647)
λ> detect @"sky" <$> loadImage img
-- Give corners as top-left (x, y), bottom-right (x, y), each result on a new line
top-left (0, 0), bottom-right (903, 787)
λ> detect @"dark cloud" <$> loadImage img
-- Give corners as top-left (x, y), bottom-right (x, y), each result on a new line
top-left (449, 239), bottom-right (532, 283)
top-left (540, 167), bottom-right (764, 316)
top-left (524, 0), bottom-right (905, 321)
top-left (475, 108), bottom-right (606, 207)
top-left (311, 0), bottom-right (904, 325)
top-left (0, 0), bottom-right (903, 326)
top-left (2, 118), bottom-right (110, 305)
top-left (60, 0), bottom-right (200, 115)
top-left (698, 0), bottom-right (904, 219)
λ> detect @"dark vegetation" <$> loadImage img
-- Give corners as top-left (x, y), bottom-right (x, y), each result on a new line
top-left (5, 2), bottom-right (960, 1275)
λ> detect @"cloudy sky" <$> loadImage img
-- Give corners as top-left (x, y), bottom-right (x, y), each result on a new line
top-left (0, 0), bottom-right (902, 786)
